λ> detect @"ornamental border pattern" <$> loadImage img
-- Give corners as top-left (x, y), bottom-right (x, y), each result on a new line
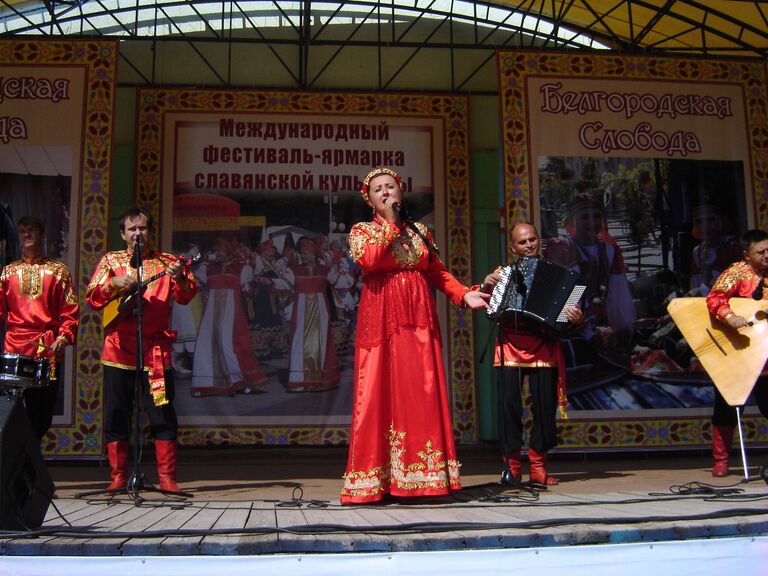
top-left (0, 39), bottom-right (118, 456)
top-left (135, 89), bottom-right (478, 446)
top-left (498, 50), bottom-right (768, 448)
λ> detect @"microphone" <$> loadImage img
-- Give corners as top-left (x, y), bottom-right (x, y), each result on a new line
top-left (753, 275), bottom-right (765, 300)
top-left (129, 236), bottom-right (142, 269)
top-left (393, 201), bottom-right (408, 221)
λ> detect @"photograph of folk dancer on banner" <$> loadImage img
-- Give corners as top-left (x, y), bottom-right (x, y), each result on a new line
top-left (537, 155), bottom-right (752, 414)
top-left (169, 180), bottom-right (441, 427)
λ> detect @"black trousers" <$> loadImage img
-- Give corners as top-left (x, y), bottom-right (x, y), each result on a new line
top-left (497, 366), bottom-right (559, 455)
top-left (22, 379), bottom-right (59, 440)
top-left (103, 365), bottom-right (177, 443)
top-left (712, 376), bottom-right (768, 427)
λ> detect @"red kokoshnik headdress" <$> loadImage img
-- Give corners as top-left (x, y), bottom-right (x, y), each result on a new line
top-left (360, 167), bottom-right (405, 207)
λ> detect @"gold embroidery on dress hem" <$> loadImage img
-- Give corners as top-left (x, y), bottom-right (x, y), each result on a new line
top-left (341, 424), bottom-right (461, 497)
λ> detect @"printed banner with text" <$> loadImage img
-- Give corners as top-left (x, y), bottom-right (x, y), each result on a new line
top-left (498, 51), bottom-right (768, 449)
top-left (136, 90), bottom-right (478, 446)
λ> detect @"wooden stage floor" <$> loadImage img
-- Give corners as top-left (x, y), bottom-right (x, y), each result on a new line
top-left (3, 446), bottom-right (768, 556)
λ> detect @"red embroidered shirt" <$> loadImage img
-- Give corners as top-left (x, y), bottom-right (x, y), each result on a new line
top-left (86, 249), bottom-right (198, 370)
top-left (0, 255), bottom-right (79, 356)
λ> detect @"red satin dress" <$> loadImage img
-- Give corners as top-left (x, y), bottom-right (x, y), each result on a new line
top-left (341, 217), bottom-right (469, 504)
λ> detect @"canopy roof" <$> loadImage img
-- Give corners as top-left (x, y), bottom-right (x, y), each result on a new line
top-left (492, 0), bottom-right (768, 57)
top-left (1, 0), bottom-right (766, 58)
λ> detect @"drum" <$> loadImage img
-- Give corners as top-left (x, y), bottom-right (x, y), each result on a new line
top-left (0, 353), bottom-right (51, 388)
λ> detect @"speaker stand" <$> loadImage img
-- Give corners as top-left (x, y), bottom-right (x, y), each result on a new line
top-left (0, 391), bottom-right (54, 530)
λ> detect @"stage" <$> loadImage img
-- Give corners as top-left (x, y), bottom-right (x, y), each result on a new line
top-left (0, 445), bottom-right (766, 563)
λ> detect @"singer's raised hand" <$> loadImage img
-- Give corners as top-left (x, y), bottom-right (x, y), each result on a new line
top-left (381, 199), bottom-right (401, 224)
top-left (463, 289), bottom-right (491, 310)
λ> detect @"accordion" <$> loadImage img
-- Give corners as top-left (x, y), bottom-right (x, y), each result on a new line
top-left (487, 257), bottom-right (586, 331)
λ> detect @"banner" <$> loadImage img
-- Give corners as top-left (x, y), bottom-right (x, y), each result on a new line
top-left (498, 51), bottom-right (768, 449)
top-left (0, 39), bottom-right (118, 456)
top-left (135, 90), bottom-right (478, 445)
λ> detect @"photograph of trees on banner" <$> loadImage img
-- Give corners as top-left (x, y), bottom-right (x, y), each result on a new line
top-left (538, 155), bottom-right (749, 413)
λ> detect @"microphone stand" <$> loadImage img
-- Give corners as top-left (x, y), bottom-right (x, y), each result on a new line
top-left (738, 275), bottom-right (767, 481)
top-left (395, 204), bottom-right (440, 261)
top-left (127, 235), bottom-right (148, 501)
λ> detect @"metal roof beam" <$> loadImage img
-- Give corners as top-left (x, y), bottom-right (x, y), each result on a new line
top-left (154, 3), bottom-right (227, 83)
top-left (384, 11), bottom-right (450, 88)
top-left (632, 0), bottom-right (674, 47)
top-left (578, 0), bottom-right (630, 49)
top-left (308, 3), bottom-right (377, 87)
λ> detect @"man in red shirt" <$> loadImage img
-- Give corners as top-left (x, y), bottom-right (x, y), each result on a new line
top-left (87, 208), bottom-right (198, 493)
top-left (481, 223), bottom-right (582, 486)
top-left (705, 229), bottom-right (768, 476)
top-left (0, 216), bottom-right (79, 439)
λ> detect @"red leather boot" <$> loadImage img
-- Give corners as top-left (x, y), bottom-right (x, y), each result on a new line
top-left (501, 449), bottom-right (522, 484)
top-left (106, 441), bottom-right (129, 491)
top-left (712, 425), bottom-right (734, 477)
top-left (155, 440), bottom-right (181, 493)
top-left (529, 447), bottom-right (559, 486)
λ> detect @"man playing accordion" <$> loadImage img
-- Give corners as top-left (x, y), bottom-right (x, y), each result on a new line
top-left (481, 223), bottom-right (582, 486)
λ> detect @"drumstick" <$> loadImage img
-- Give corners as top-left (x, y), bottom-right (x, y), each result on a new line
top-left (34, 343), bottom-right (56, 351)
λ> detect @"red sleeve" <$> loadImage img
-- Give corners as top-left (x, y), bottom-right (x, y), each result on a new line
top-left (706, 285), bottom-right (736, 321)
top-left (54, 266), bottom-right (80, 345)
top-left (171, 266), bottom-right (199, 304)
top-left (85, 253), bottom-right (117, 311)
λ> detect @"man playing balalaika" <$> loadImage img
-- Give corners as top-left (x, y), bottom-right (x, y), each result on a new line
top-left (706, 229), bottom-right (768, 477)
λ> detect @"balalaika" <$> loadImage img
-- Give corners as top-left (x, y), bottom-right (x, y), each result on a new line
top-left (487, 257), bottom-right (586, 332)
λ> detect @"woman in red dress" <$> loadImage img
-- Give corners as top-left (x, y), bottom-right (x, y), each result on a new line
top-left (340, 167), bottom-right (489, 504)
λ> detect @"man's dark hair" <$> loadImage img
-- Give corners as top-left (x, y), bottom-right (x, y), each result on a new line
top-left (740, 229), bottom-right (768, 251)
top-left (118, 207), bottom-right (153, 232)
top-left (17, 216), bottom-right (45, 235)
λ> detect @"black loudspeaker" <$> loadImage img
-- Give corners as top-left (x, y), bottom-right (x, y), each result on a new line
top-left (0, 394), bottom-right (53, 530)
